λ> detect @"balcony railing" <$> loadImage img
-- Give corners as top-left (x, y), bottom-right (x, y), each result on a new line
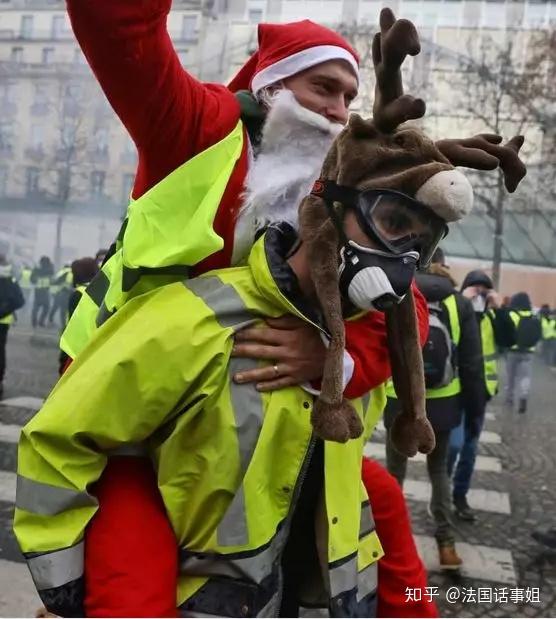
top-left (0, 29), bottom-right (74, 41)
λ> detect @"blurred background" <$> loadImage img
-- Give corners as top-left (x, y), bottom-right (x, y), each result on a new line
top-left (0, 0), bottom-right (554, 300)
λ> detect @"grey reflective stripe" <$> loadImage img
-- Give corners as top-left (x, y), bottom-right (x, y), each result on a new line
top-left (217, 357), bottom-right (265, 547)
top-left (85, 270), bottom-right (110, 307)
top-left (361, 393), bottom-right (371, 421)
top-left (359, 502), bottom-right (375, 537)
top-left (356, 560), bottom-right (378, 603)
top-left (107, 443), bottom-right (147, 457)
top-left (182, 526), bottom-right (287, 583)
top-left (485, 374), bottom-right (498, 382)
top-left (27, 541), bottom-right (84, 591)
top-left (184, 277), bottom-right (257, 332)
top-left (16, 476), bottom-right (97, 516)
top-left (329, 554), bottom-right (357, 598)
top-left (96, 300), bottom-right (116, 328)
top-left (484, 353), bottom-right (498, 362)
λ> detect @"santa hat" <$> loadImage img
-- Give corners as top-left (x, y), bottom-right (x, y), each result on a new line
top-left (228, 20), bottom-right (359, 95)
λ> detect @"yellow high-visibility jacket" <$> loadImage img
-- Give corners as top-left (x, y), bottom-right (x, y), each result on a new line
top-left (15, 225), bottom-right (385, 618)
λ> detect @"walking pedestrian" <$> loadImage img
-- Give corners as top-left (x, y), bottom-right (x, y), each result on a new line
top-left (30, 256), bottom-right (54, 328)
top-left (539, 304), bottom-right (556, 367)
top-left (0, 254), bottom-right (25, 399)
top-left (505, 292), bottom-right (542, 413)
top-left (48, 264), bottom-right (73, 329)
top-left (447, 269), bottom-right (513, 521)
top-left (384, 249), bottom-right (486, 569)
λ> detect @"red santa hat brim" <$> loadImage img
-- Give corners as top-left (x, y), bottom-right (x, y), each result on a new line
top-left (251, 44), bottom-right (359, 94)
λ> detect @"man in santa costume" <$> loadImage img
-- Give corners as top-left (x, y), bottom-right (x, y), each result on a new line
top-left (59, 3), bottom-right (436, 616)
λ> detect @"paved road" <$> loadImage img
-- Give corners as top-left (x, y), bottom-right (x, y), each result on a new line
top-left (0, 325), bottom-right (555, 616)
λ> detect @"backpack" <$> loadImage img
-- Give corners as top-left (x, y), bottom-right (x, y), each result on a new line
top-left (515, 313), bottom-right (542, 350)
top-left (0, 277), bottom-right (25, 320)
top-left (422, 301), bottom-right (456, 389)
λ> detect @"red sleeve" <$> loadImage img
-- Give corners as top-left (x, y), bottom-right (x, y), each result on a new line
top-left (67, 0), bottom-right (240, 198)
top-left (361, 458), bottom-right (439, 618)
top-left (344, 282), bottom-right (429, 399)
top-left (85, 458), bottom-right (178, 617)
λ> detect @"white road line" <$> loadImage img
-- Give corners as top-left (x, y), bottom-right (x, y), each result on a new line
top-left (0, 397), bottom-right (43, 411)
top-left (0, 424), bottom-right (21, 444)
top-left (403, 479), bottom-right (511, 514)
top-left (485, 412), bottom-right (496, 421)
top-left (0, 470), bottom-right (16, 504)
top-left (0, 558), bottom-right (42, 617)
top-left (414, 534), bottom-right (517, 585)
top-left (372, 422), bottom-right (502, 446)
top-left (364, 442), bottom-right (503, 472)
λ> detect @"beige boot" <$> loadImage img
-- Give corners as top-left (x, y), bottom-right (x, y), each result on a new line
top-left (438, 543), bottom-right (463, 570)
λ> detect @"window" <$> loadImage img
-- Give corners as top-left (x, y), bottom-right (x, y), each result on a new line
top-left (0, 166), bottom-right (7, 197)
top-left (73, 48), bottom-right (85, 65)
top-left (0, 122), bottom-right (13, 153)
top-left (51, 15), bottom-right (66, 39)
top-left (90, 171), bottom-right (105, 197)
top-left (10, 47), bottom-right (23, 63)
top-left (33, 83), bottom-right (48, 105)
top-left (181, 15), bottom-right (197, 41)
top-left (20, 15), bottom-right (34, 39)
top-left (122, 173), bottom-right (135, 203)
top-left (42, 47), bottom-right (55, 65)
top-left (25, 167), bottom-right (40, 195)
top-left (1, 82), bottom-right (15, 103)
top-left (56, 169), bottom-right (71, 201)
top-left (248, 8), bottom-right (263, 23)
top-left (177, 49), bottom-right (188, 66)
top-left (30, 124), bottom-right (45, 150)
top-left (93, 126), bottom-right (109, 154)
top-left (64, 83), bottom-right (82, 100)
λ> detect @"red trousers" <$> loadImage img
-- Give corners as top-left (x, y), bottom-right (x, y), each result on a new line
top-left (85, 457), bottom-right (438, 618)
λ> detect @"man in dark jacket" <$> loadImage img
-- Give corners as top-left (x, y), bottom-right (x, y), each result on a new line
top-left (384, 249), bottom-right (486, 570)
top-left (30, 256), bottom-right (54, 328)
top-left (448, 269), bottom-right (513, 521)
top-left (505, 292), bottom-right (542, 413)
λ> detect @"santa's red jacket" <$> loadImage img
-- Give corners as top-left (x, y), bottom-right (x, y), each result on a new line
top-left (66, 0), bottom-right (431, 615)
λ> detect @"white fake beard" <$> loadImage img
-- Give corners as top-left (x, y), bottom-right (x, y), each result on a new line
top-left (232, 89), bottom-right (343, 265)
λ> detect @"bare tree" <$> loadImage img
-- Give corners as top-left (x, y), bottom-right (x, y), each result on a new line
top-left (432, 32), bottom-right (553, 286)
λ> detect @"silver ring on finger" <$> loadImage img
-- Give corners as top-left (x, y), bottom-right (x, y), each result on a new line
top-left (273, 364), bottom-right (280, 377)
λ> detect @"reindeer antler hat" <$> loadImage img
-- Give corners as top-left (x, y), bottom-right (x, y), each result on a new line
top-left (298, 8), bottom-right (526, 453)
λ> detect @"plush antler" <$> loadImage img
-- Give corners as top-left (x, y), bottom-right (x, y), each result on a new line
top-left (435, 134), bottom-right (527, 192)
top-left (372, 8), bottom-right (426, 133)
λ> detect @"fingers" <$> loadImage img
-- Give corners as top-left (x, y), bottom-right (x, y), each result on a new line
top-left (232, 342), bottom-right (281, 360)
top-left (255, 376), bottom-right (298, 392)
top-left (235, 326), bottom-right (284, 345)
top-left (234, 363), bottom-right (286, 384)
top-left (265, 315), bottom-right (305, 330)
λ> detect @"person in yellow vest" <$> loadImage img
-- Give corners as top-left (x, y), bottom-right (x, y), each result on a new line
top-left (447, 270), bottom-right (513, 522)
top-left (539, 304), bottom-right (556, 367)
top-left (30, 256), bottom-right (54, 329)
top-left (505, 292), bottom-right (542, 413)
top-left (14, 206), bottom-right (405, 617)
top-left (58, 258), bottom-right (99, 374)
top-left (48, 264), bottom-right (73, 329)
top-left (0, 254), bottom-right (25, 399)
top-left (384, 249), bottom-right (486, 570)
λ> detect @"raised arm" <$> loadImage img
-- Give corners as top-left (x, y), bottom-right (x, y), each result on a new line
top-left (67, 0), bottom-right (240, 196)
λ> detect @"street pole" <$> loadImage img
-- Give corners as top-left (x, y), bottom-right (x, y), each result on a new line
top-left (491, 170), bottom-right (505, 290)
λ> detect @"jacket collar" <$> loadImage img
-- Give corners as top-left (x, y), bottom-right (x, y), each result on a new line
top-left (247, 223), bottom-right (328, 334)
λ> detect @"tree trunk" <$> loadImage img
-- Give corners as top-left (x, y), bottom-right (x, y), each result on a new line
top-left (54, 212), bottom-right (64, 270)
top-left (491, 171), bottom-right (505, 289)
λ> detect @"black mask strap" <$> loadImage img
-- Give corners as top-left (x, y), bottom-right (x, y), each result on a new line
top-left (310, 179), bottom-right (360, 245)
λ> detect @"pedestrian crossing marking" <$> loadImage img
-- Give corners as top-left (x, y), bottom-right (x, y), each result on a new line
top-left (0, 424), bottom-right (21, 444)
top-left (0, 397), bottom-right (44, 411)
top-left (0, 470), bottom-right (16, 504)
top-left (364, 442), bottom-right (503, 472)
top-left (0, 559), bottom-right (42, 616)
top-left (415, 535), bottom-right (517, 585)
top-left (403, 479), bottom-right (511, 514)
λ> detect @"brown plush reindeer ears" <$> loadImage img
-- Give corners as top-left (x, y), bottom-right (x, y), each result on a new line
top-left (372, 8), bottom-right (426, 133)
top-left (435, 133), bottom-right (527, 193)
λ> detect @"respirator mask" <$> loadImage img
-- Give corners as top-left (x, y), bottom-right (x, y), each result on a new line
top-left (471, 293), bottom-right (487, 313)
top-left (311, 179), bottom-right (448, 312)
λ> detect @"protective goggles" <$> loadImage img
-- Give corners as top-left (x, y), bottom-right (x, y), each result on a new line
top-left (311, 180), bottom-right (448, 268)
